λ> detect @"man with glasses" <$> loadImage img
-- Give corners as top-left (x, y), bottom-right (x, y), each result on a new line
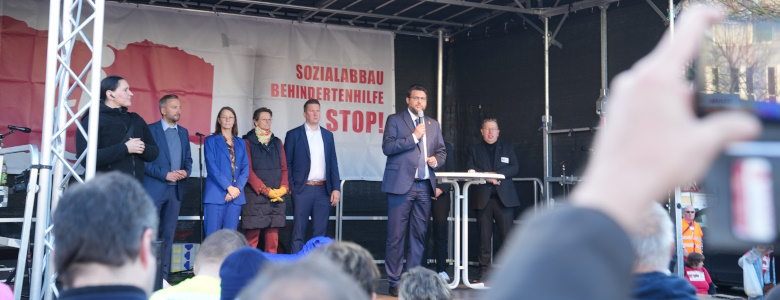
top-left (381, 84), bottom-right (446, 296)
top-left (466, 118), bottom-right (520, 284)
top-left (682, 205), bottom-right (703, 257)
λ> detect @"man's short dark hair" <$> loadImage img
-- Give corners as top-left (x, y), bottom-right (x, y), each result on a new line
top-left (304, 99), bottom-right (320, 112)
top-left (53, 172), bottom-right (158, 284)
top-left (158, 94), bottom-right (179, 113)
top-left (406, 84), bottom-right (427, 98)
top-left (319, 241), bottom-right (380, 295)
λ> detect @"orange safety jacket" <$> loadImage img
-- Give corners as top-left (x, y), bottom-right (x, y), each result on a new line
top-left (682, 219), bottom-right (703, 255)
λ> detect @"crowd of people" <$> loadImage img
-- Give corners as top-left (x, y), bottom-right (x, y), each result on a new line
top-left (52, 4), bottom-right (780, 300)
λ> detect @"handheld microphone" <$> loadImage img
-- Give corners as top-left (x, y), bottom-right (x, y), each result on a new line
top-left (8, 125), bottom-right (31, 133)
top-left (417, 110), bottom-right (428, 168)
top-left (195, 132), bottom-right (205, 137)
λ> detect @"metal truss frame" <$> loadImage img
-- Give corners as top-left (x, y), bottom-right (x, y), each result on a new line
top-left (106, 0), bottom-right (622, 38)
top-left (26, 0), bottom-right (106, 299)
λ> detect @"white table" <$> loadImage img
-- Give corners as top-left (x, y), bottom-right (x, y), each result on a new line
top-left (435, 171), bottom-right (505, 289)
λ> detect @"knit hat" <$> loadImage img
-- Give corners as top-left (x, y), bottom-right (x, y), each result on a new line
top-left (219, 247), bottom-right (269, 300)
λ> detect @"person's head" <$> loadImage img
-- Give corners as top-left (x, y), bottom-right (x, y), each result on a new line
top-left (682, 205), bottom-right (696, 222)
top-left (53, 172), bottom-right (158, 294)
top-left (220, 246), bottom-right (269, 300)
top-left (238, 254), bottom-right (367, 300)
top-left (685, 252), bottom-right (705, 270)
top-left (405, 84), bottom-right (428, 114)
top-left (303, 99), bottom-right (320, 126)
top-left (481, 118), bottom-right (500, 144)
top-left (253, 107), bottom-right (273, 131)
top-left (101, 75), bottom-right (133, 108)
top-left (319, 241), bottom-right (380, 298)
top-left (398, 266), bottom-right (451, 300)
top-left (213, 106), bottom-right (238, 136)
top-left (159, 94), bottom-right (181, 125)
top-left (629, 203), bottom-right (674, 273)
top-left (194, 229), bottom-right (248, 277)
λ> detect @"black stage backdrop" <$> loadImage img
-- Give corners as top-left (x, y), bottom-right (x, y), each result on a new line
top-left (0, 0), bottom-right (679, 276)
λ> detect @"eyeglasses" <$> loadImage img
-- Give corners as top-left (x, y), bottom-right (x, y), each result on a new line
top-left (220, 116), bottom-right (235, 121)
top-left (483, 128), bottom-right (499, 132)
top-left (259, 118), bottom-right (272, 122)
top-left (409, 96), bottom-right (427, 102)
top-left (685, 211), bottom-right (695, 214)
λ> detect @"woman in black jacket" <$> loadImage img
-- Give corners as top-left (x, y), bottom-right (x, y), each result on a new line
top-left (241, 107), bottom-right (289, 253)
top-left (76, 76), bottom-right (158, 182)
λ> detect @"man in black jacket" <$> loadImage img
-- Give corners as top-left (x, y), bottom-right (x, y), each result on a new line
top-left (466, 118), bottom-right (520, 281)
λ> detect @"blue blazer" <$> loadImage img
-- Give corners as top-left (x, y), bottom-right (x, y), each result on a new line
top-left (381, 110), bottom-right (446, 195)
top-left (284, 124), bottom-right (341, 195)
top-left (203, 134), bottom-right (249, 205)
top-left (143, 121), bottom-right (193, 201)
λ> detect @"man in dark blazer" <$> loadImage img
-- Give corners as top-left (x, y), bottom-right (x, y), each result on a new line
top-left (143, 94), bottom-right (193, 281)
top-left (381, 84), bottom-right (446, 296)
top-left (466, 118), bottom-right (520, 281)
top-left (284, 99), bottom-right (341, 253)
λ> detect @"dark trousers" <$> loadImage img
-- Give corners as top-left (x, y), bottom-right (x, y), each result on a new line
top-left (290, 184), bottom-right (331, 253)
top-left (423, 189), bottom-right (451, 273)
top-left (476, 196), bottom-right (514, 276)
top-left (386, 180), bottom-right (432, 287)
top-left (204, 201), bottom-right (242, 237)
top-left (154, 185), bottom-right (181, 280)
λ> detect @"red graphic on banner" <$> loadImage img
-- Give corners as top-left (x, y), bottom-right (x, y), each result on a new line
top-left (0, 16), bottom-right (214, 155)
top-left (0, 16), bottom-right (91, 153)
top-left (104, 41), bottom-right (214, 144)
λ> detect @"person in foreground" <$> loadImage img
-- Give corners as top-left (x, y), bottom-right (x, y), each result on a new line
top-left (631, 204), bottom-right (697, 300)
top-left (486, 5), bottom-right (761, 300)
top-left (150, 229), bottom-right (248, 300)
top-left (54, 172), bottom-right (158, 300)
top-left (684, 252), bottom-right (715, 295)
top-left (237, 254), bottom-right (367, 300)
top-left (319, 241), bottom-right (380, 300)
top-left (398, 266), bottom-right (452, 300)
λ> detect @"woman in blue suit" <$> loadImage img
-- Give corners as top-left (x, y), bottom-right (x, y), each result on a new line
top-left (204, 106), bottom-right (249, 236)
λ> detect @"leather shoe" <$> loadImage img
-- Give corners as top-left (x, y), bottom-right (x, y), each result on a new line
top-left (389, 286), bottom-right (399, 297)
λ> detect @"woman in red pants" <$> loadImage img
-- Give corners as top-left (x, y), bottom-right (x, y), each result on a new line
top-left (242, 107), bottom-right (289, 253)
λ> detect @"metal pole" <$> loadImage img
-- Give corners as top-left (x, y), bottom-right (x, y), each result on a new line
top-left (543, 17), bottom-right (552, 208)
top-left (600, 6), bottom-right (607, 93)
top-left (86, 0), bottom-right (106, 180)
top-left (674, 187), bottom-right (684, 276)
top-left (669, 0), bottom-right (675, 36)
top-left (30, 0), bottom-right (63, 295)
top-left (437, 30), bottom-right (443, 124)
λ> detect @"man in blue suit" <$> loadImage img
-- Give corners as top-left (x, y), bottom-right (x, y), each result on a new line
top-left (143, 94), bottom-right (193, 281)
top-left (381, 84), bottom-right (446, 296)
top-left (284, 99), bottom-right (341, 253)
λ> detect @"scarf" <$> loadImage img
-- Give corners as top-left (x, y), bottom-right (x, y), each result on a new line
top-left (255, 126), bottom-right (272, 146)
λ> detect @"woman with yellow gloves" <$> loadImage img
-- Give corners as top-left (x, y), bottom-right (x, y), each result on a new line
top-left (242, 107), bottom-right (290, 253)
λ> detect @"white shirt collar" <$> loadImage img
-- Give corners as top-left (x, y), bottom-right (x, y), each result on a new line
top-left (408, 108), bottom-right (419, 121)
top-left (304, 122), bottom-right (319, 132)
top-left (161, 119), bottom-right (178, 131)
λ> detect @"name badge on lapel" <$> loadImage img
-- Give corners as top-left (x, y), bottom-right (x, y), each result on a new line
top-left (501, 157), bottom-right (509, 163)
